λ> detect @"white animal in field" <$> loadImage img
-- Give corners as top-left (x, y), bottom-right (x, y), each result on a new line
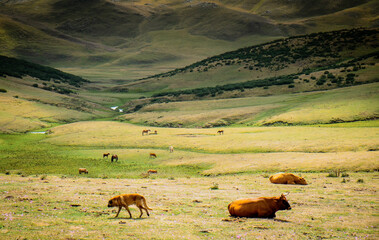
top-left (169, 146), bottom-right (174, 153)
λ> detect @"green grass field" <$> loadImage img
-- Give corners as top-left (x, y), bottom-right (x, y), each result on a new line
top-left (119, 83), bottom-right (379, 128)
top-left (1, 121), bottom-right (377, 178)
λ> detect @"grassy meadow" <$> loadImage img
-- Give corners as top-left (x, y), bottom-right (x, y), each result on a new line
top-left (0, 121), bottom-right (378, 178)
top-left (119, 83), bottom-right (379, 128)
top-left (0, 115), bottom-right (378, 240)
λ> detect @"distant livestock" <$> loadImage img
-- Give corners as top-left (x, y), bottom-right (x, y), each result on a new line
top-left (217, 130), bottom-right (224, 135)
top-left (111, 154), bottom-right (118, 162)
top-left (269, 173), bottom-right (308, 185)
top-left (147, 169), bottom-right (158, 174)
top-left (142, 129), bottom-right (151, 136)
top-left (169, 146), bottom-right (174, 153)
top-left (79, 168), bottom-right (88, 174)
top-left (103, 153), bottom-right (110, 158)
top-left (228, 193), bottom-right (291, 218)
top-left (149, 153), bottom-right (157, 158)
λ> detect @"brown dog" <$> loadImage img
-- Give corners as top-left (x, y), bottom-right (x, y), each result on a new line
top-left (107, 194), bottom-right (152, 218)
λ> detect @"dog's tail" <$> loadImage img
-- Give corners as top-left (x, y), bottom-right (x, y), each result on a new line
top-left (142, 197), bottom-right (152, 210)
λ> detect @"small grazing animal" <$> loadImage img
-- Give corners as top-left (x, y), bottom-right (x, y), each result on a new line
top-left (228, 193), bottom-right (291, 218)
top-left (142, 129), bottom-right (150, 136)
top-left (169, 146), bottom-right (174, 153)
top-left (103, 153), bottom-right (110, 158)
top-left (217, 130), bottom-right (224, 135)
top-left (147, 169), bottom-right (158, 174)
top-left (269, 173), bottom-right (308, 185)
top-left (78, 168), bottom-right (88, 174)
top-left (149, 153), bottom-right (157, 158)
top-left (111, 154), bottom-right (118, 162)
top-left (107, 194), bottom-right (152, 218)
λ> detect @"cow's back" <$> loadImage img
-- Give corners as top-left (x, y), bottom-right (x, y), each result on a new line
top-left (228, 198), bottom-right (271, 218)
top-left (270, 173), bottom-right (294, 184)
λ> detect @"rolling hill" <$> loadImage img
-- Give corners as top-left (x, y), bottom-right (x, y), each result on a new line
top-left (0, 0), bottom-right (378, 83)
top-left (0, 56), bottom-right (113, 133)
top-left (114, 28), bottom-right (379, 127)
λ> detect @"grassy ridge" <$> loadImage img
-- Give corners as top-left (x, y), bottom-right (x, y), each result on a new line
top-left (0, 74), bottom-right (113, 133)
top-left (118, 83), bottom-right (379, 128)
top-left (126, 28), bottom-right (378, 93)
top-left (0, 55), bottom-right (89, 87)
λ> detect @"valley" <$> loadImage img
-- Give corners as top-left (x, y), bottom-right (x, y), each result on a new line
top-left (0, 1), bottom-right (378, 239)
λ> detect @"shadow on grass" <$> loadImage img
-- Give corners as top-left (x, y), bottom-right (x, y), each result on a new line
top-left (274, 218), bottom-right (291, 223)
top-left (108, 217), bottom-right (147, 221)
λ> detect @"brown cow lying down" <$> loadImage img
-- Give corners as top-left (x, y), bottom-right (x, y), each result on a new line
top-left (228, 194), bottom-right (291, 218)
top-left (78, 168), bottom-right (88, 174)
top-left (269, 173), bottom-right (307, 185)
top-left (147, 169), bottom-right (157, 174)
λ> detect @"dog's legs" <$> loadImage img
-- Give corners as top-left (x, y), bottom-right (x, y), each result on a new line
top-left (124, 206), bottom-right (132, 218)
top-left (138, 206), bottom-right (144, 218)
top-left (137, 203), bottom-right (150, 217)
top-left (115, 207), bottom-right (122, 218)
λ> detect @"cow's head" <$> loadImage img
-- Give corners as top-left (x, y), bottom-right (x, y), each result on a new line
top-left (279, 194), bottom-right (291, 210)
top-left (296, 177), bottom-right (308, 185)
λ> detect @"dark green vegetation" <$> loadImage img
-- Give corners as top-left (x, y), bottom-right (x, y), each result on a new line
top-left (0, 55), bottom-right (88, 87)
top-left (143, 28), bottom-right (378, 81)
top-left (0, 55), bottom-right (89, 94)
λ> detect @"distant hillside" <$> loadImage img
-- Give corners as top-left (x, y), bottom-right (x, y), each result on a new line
top-left (123, 28), bottom-right (378, 95)
top-left (0, 55), bottom-right (89, 94)
top-left (0, 56), bottom-right (114, 133)
top-left (0, 0), bottom-right (377, 82)
top-left (117, 28), bottom-right (379, 118)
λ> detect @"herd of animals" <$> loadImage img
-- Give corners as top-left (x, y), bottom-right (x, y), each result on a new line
top-left (79, 129), bottom-right (309, 219)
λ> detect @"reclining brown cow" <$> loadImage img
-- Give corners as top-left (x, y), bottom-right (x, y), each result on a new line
top-left (228, 193), bottom-right (291, 218)
top-left (269, 173), bottom-right (307, 185)
top-left (78, 168), bottom-right (88, 174)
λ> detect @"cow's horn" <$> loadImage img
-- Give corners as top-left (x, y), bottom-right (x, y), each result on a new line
top-left (283, 192), bottom-right (290, 196)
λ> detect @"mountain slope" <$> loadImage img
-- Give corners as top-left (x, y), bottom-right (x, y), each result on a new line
top-left (0, 0), bottom-right (378, 82)
top-left (122, 28), bottom-right (379, 93)
top-left (0, 56), bottom-right (113, 133)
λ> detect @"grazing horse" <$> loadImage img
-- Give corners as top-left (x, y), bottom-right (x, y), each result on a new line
top-left (103, 153), bottom-right (110, 158)
top-left (149, 130), bottom-right (158, 135)
top-left (217, 130), bottom-right (224, 135)
top-left (149, 153), bottom-right (157, 158)
top-left (169, 146), bottom-right (174, 153)
top-left (111, 154), bottom-right (118, 162)
top-left (142, 129), bottom-right (151, 136)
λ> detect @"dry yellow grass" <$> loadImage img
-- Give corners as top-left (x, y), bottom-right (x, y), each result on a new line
top-left (46, 121), bottom-right (378, 153)
top-left (0, 173), bottom-right (377, 239)
top-left (165, 151), bottom-right (379, 175)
